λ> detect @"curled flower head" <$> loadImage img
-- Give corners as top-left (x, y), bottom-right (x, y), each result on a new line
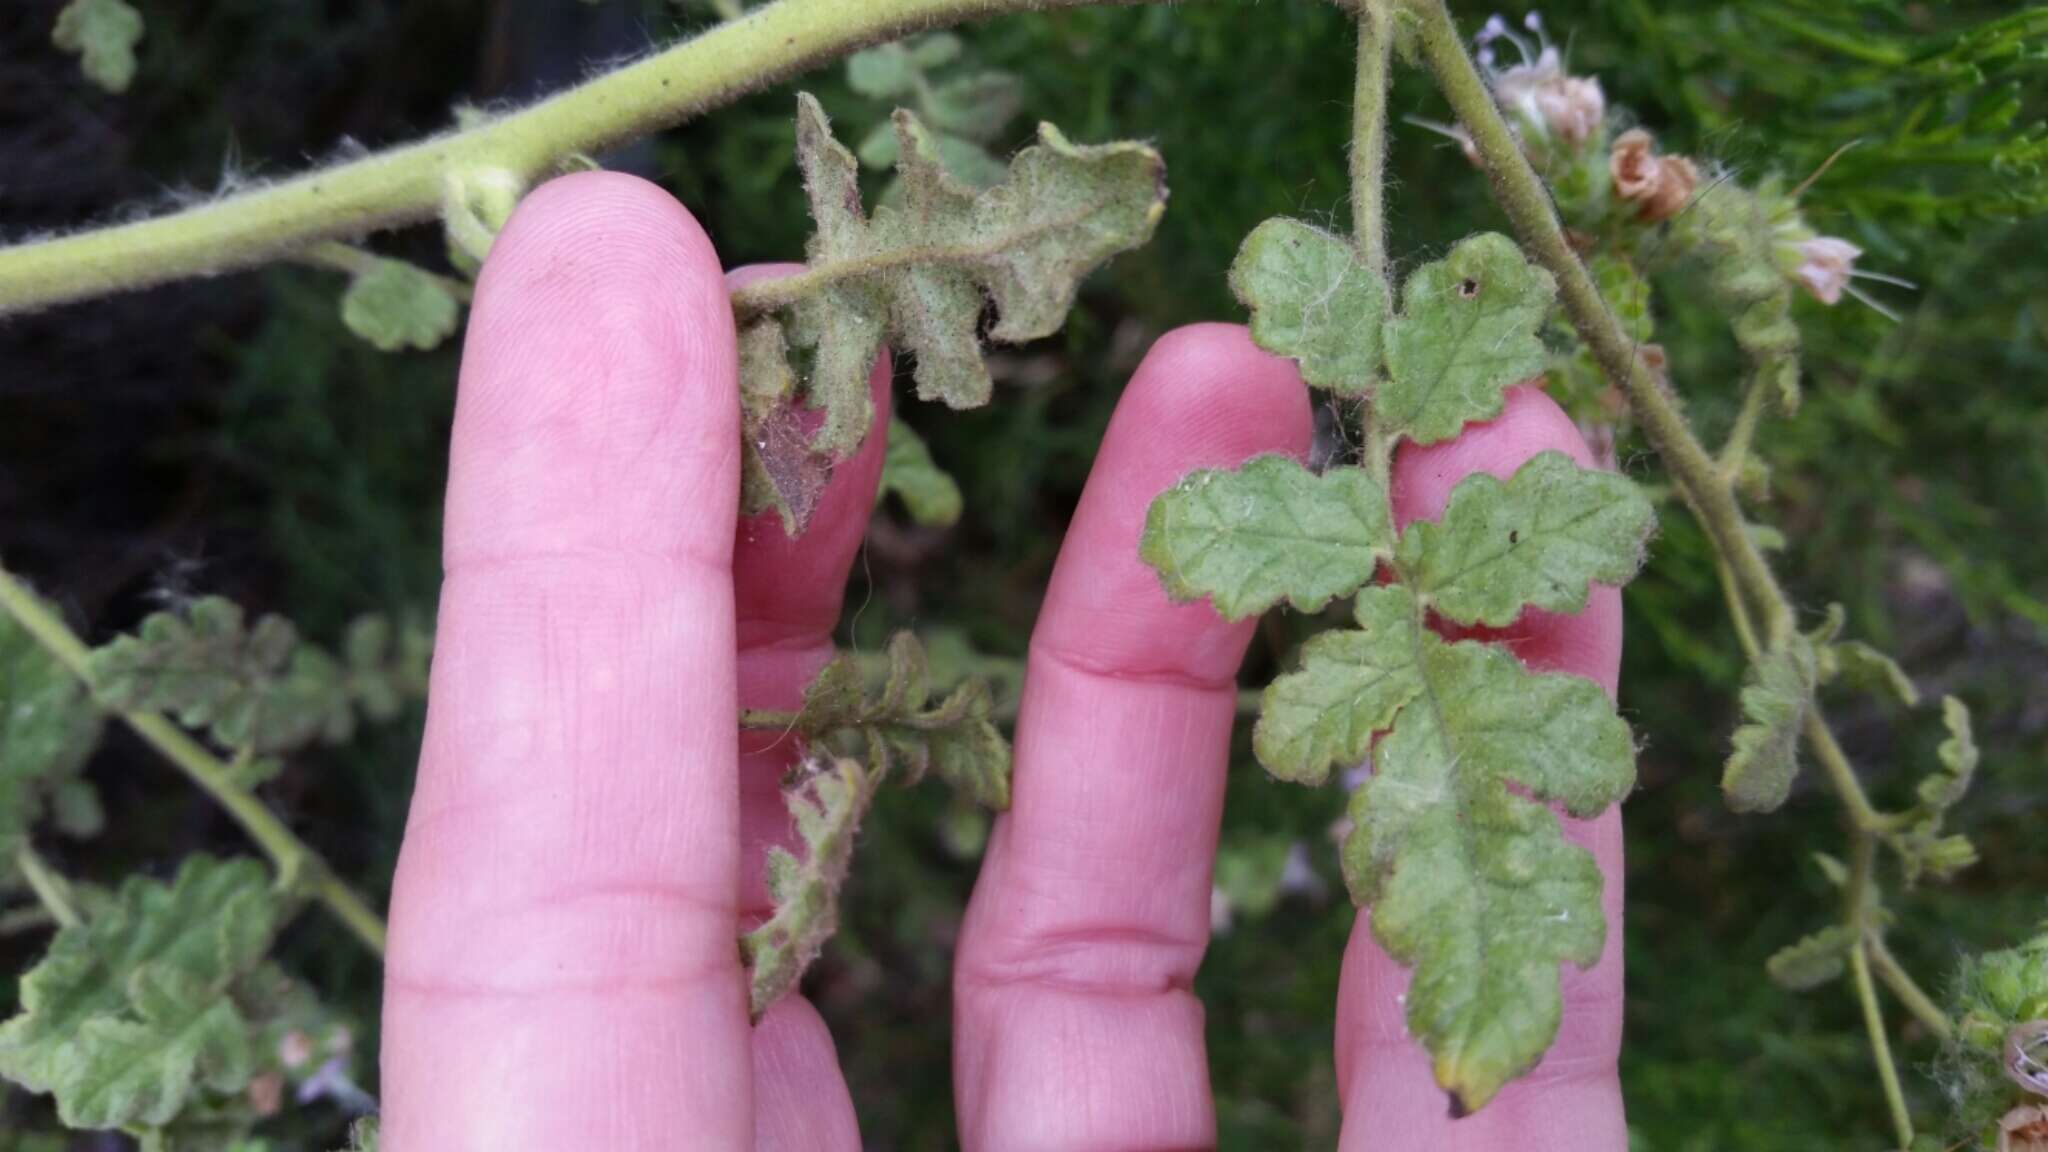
top-left (1477, 12), bottom-right (1606, 147)
top-left (2009, 1019), bottom-right (2048, 1096)
top-left (2003, 1104), bottom-right (2048, 1152)
top-left (1791, 235), bottom-right (1862, 306)
top-left (1608, 129), bottom-right (1700, 223)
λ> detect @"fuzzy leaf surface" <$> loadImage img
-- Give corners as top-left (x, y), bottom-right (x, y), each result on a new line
top-left (737, 318), bottom-right (831, 534)
top-left (0, 857), bottom-right (277, 1128)
top-left (741, 756), bottom-right (876, 1018)
top-left (1253, 587), bottom-right (1422, 784)
top-left (1765, 925), bottom-right (1856, 991)
top-left (1398, 450), bottom-right (1655, 627)
top-left (53, 0), bottom-right (143, 93)
top-left (2, 594), bottom-right (104, 852)
top-left (1381, 234), bottom-right (1557, 445)
top-left (1228, 218), bottom-right (1385, 394)
top-left (87, 598), bottom-right (420, 756)
top-left (1894, 695), bottom-right (1981, 884)
top-left (340, 259), bottom-right (461, 353)
top-left (1720, 636), bottom-right (1817, 813)
top-left (1341, 624), bottom-right (1635, 1113)
top-left (753, 93), bottom-right (1165, 460)
top-left (1818, 640), bottom-right (1919, 707)
top-left (742, 634), bottom-right (1013, 1013)
top-left (1139, 455), bottom-right (1394, 621)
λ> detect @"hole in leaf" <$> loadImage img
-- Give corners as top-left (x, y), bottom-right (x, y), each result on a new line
top-left (1458, 278), bottom-right (1480, 299)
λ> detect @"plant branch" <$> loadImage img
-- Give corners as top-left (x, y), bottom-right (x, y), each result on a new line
top-left (1852, 942), bottom-right (1917, 1150)
top-left (1868, 932), bottom-right (1957, 1043)
top-left (1350, 0), bottom-right (1395, 278)
top-left (1402, 0), bottom-right (1899, 835)
top-left (1846, 836), bottom-right (1915, 1150)
top-left (0, 565), bottom-right (387, 956)
top-left (0, 0), bottom-right (1149, 316)
top-left (13, 844), bottom-right (82, 931)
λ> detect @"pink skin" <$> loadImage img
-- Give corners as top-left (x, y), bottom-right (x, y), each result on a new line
top-left (381, 170), bottom-right (1629, 1151)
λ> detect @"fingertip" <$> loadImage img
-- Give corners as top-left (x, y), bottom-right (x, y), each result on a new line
top-left (1114, 322), bottom-right (1316, 470)
top-left (1035, 323), bottom-right (1312, 683)
top-left (446, 170), bottom-right (739, 569)
top-left (1390, 384), bottom-right (1594, 528)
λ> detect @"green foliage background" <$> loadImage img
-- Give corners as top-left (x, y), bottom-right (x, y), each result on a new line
top-left (2, 0), bottom-right (2044, 1148)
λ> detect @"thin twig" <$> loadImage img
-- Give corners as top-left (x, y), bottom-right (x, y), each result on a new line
top-left (0, 566), bottom-right (387, 955)
top-left (13, 844), bottom-right (81, 931)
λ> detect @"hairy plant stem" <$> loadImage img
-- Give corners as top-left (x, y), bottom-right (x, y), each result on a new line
top-left (1849, 836), bottom-right (1916, 1149)
top-left (13, 844), bottom-right (82, 931)
top-left (1349, 0), bottom-right (1395, 280)
top-left (0, 0), bottom-right (1144, 315)
top-left (1399, 2), bottom-right (1950, 1136)
top-left (1868, 933), bottom-right (1956, 1044)
top-left (299, 242), bottom-right (474, 302)
top-left (0, 566), bottom-right (388, 956)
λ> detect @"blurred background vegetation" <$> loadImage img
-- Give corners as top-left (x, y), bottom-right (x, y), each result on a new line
top-left (2, 0), bottom-right (2044, 1148)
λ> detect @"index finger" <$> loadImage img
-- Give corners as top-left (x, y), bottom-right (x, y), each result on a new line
top-left (380, 172), bottom-right (754, 1151)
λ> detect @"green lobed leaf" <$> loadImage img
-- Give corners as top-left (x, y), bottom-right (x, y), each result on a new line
top-left (1765, 924), bottom-right (1856, 991)
top-left (741, 755), bottom-right (876, 1017)
top-left (0, 856), bottom-right (279, 1129)
top-left (743, 634), bottom-right (1012, 1013)
top-left (1227, 217), bottom-right (1386, 395)
top-left (339, 259), bottom-right (462, 353)
top-left (64, 970), bottom-right (254, 1129)
top-left (1340, 619), bottom-right (1635, 1113)
top-left (846, 42), bottom-right (920, 98)
top-left (2, 592), bottom-right (105, 854)
top-left (1397, 450), bottom-right (1655, 628)
top-left (1253, 587), bottom-right (1422, 785)
top-left (87, 597), bottom-right (421, 757)
top-left (1720, 636), bottom-right (1817, 814)
top-left (52, 0), bottom-right (143, 94)
top-left (1381, 234), bottom-right (1557, 445)
top-left (749, 93), bottom-right (1166, 463)
top-left (1816, 633), bottom-right (1919, 707)
top-left (923, 73), bottom-right (1026, 143)
top-left (1139, 455), bottom-right (1395, 621)
top-left (878, 416), bottom-right (964, 527)
top-left (1893, 695), bottom-right (1981, 885)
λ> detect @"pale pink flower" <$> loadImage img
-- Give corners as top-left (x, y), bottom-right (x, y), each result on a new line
top-left (1478, 13), bottom-right (1605, 145)
top-left (1793, 236), bottom-right (1862, 306)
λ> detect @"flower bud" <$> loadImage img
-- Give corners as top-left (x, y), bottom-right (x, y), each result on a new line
top-left (1608, 129), bottom-right (1700, 223)
top-left (1790, 236), bottom-right (1862, 306)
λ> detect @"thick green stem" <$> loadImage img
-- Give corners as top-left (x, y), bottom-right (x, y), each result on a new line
top-left (1350, 0), bottom-right (1395, 278)
top-left (1403, 0), bottom-right (1904, 832)
top-left (0, 566), bottom-right (387, 956)
top-left (0, 0), bottom-right (1145, 316)
top-left (14, 844), bottom-right (82, 931)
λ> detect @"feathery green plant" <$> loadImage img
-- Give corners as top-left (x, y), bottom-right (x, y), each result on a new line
top-left (0, 0), bottom-right (2040, 1147)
